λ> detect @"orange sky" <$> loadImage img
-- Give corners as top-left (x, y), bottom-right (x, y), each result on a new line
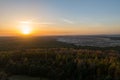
top-left (0, 0), bottom-right (120, 36)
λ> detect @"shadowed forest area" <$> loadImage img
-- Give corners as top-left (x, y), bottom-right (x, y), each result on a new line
top-left (0, 48), bottom-right (120, 80)
top-left (0, 37), bottom-right (120, 80)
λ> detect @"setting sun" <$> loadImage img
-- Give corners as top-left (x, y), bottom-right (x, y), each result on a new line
top-left (20, 21), bottom-right (32, 35)
top-left (22, 27), bottom-right (31, 35)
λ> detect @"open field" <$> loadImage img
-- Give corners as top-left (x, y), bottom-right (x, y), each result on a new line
top-left (0, 36), bottom-right (74, 51)
top-left (9, 75), bottom-right (48, 80)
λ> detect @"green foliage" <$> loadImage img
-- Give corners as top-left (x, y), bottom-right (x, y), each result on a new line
top-left (0, 48), bottom-right (120, 80)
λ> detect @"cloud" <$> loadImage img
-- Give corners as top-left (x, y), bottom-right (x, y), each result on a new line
top-left (62, 18), bottom-right (74, 24)
top-left (33, 22), bottom-right (55, 25)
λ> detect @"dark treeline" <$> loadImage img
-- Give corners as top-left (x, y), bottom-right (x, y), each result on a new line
top-left (0, 37), bottom-right (75, 51)
top-left (0, 48), bottom-right (120, 80)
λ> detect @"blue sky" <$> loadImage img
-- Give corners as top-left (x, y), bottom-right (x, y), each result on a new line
top-left (0, 0), bottom-right (120, 35)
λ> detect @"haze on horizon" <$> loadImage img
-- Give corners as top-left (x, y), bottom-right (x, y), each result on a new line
top-left (0, 0), bottom-right (120, 36)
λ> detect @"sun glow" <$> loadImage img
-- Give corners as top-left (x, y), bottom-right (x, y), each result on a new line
top-left (22, 27), bottom-right (31, 35)
top-left (19, 21), bottom-right (32, 35)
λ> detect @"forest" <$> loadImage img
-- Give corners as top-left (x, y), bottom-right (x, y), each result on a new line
top-left (0, 37), bottom-right (120, 80)
top-left (0, 48), bottom-right (120, 80)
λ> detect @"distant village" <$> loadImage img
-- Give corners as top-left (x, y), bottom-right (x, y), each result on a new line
top-left (57, 36), bottom-right (120, 47)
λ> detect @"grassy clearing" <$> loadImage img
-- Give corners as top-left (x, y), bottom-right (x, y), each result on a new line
top-left (9, 75), bottom-right (48, 80)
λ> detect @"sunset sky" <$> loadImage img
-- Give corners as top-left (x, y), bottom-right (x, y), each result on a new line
top-left (0, 0), bottom-right (120, 36)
